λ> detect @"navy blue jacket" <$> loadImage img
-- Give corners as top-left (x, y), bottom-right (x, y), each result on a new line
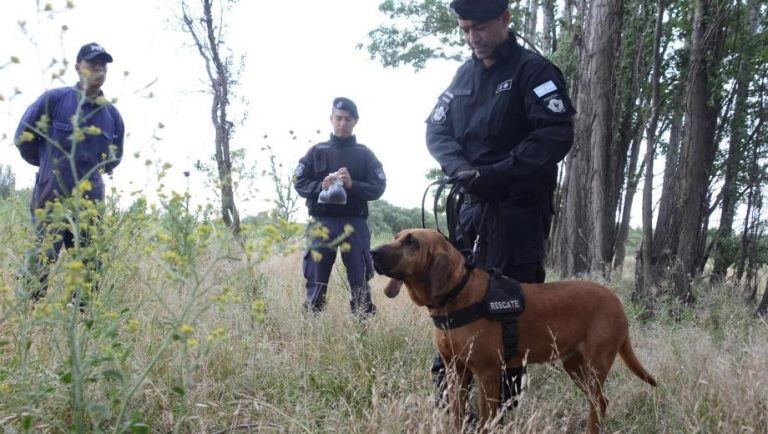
top-left (294, 135), bottom-right (386, 218)
top-left (426, 33), bottom-right (574, 200)
top-left (15, 85), bottom-right (124, 210)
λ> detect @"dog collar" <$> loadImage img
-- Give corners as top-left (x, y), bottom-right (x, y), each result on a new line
top-left (431, 301), bottom-right (486, 330)
top-left (426, 262), bottom-right (475, 309)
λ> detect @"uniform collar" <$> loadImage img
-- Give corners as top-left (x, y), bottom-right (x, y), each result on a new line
top-left (329, 134), bottom-right (357, 147)
top-left (71, 83), bottom-right (105, 101)
top-left (472, 31), bottom-right (520, 68)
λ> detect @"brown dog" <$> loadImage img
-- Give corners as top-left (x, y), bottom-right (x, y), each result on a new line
top-left (371, 229), bottom-right (657, 433)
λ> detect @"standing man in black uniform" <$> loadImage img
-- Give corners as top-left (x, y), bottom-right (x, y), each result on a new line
top-left (294, 97), bottom-right (386, 317)
top-left (426, 0), bottom-right (575, 406)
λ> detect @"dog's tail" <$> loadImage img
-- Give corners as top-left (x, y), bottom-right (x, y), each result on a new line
top-left (619, 336), bottom-right (657, 387)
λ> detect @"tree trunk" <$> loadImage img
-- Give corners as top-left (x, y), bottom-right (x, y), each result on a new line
top-left (635, 0), bottom-right (665, 305)
top-left (587, 0), bottom-right (621, 275)
top-left (182, 0), bottom-right (241, 235)
top-left (554, 0), bottom-right (621, 277)
top-left (542, 0), bottom-right (555, 53)
top-left (612, 0), bottom-right (649, 274)
top-left (735, 182), bottom-right (754, 281)
top-left (711, 0), bottom-right (759, 282)
top-left (613, 128), bottom-right (644, 275)
top-left (527, 0), bottom-right (538, 46)
top-left (670, 0), bottom-right (724, 303)
top-left (757, 275), bottom-right (768, 317)
top-left (651, 108), bottom-right (683, 270)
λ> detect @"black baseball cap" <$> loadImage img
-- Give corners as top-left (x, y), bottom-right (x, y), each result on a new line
top-left (76, 42), bottom-right (113, 63)
top-left (450, 0), bottom-right (509, 22)
top-left (332, 97), bottom-right (358, 118)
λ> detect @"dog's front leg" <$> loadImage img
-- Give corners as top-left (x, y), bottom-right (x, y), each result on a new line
top-left (475, 371), bottom-right (502, 432)
top-left (445, 362), bottom-right (473, 431)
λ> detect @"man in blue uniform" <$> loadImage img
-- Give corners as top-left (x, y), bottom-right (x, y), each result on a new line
top-left (15, 42), bottom-right (125, 299)
top-left (426, 0), bottom-right (575, 406)
top-left (294, 97), bottom-right (386, 316)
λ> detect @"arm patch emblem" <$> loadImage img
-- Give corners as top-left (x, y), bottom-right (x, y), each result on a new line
top-left (431, 104), bottom-right (448, 124)
top-left (543, 93), bottom-right (566, 114)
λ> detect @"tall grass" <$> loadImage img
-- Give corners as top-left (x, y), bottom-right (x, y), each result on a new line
top-left (1, 192), bottom-right (766, 433)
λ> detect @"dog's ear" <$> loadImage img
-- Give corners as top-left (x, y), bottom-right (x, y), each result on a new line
top-left (384, 278), bottom-right (403, 298)
top-left (427, 251), bottom-right (453, 300)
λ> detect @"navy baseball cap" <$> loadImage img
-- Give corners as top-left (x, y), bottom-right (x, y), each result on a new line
top-left (332, 97), bottom-right (358, 118)
top-left (76, 42), bottom-right (113, 63)
top-left (450, 0), bottom-right (509, 21)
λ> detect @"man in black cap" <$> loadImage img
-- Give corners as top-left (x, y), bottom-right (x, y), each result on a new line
top-left (15, 42), bottom-right (124, 300)
top-left (294, 97), bottom-right (386, 317)
top-left (426, 0), bottom-right (575, 408)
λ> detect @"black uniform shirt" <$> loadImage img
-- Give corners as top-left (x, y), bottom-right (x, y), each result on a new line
top-left (294, 134), bottom-right (386, 218)
top-left (426, 32), bottom-right (574, 198)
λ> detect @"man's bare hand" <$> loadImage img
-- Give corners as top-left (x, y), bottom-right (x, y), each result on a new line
top-left (338, 167), bottom-right (353, 189)
top-left (322, 175), bottom-right (334, 190)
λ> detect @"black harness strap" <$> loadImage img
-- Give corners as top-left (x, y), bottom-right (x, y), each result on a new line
top-left (431, 301), bottom-right (485, 330)
top-left (429, 269), bottom-right (525, 358)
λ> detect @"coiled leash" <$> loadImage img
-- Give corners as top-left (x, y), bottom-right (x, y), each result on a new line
top-left (421, 176), bottom-right (473, 257)
top-left (421, 177), bottom-right (501, 265)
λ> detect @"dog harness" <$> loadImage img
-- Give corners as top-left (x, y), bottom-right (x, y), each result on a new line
top-left (431, 268), bottom-right (525, 358)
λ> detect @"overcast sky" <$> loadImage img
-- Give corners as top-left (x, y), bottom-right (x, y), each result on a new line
top-left (0, 0), bottom-right (462, 219)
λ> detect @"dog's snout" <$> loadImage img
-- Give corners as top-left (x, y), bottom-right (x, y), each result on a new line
top-left (370, 246), bottom-right (384, 260)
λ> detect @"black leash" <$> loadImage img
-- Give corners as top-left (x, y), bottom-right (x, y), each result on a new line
top-left (421, 176), bottom-right (468, 252)
top-left (420, 177), bottom-right (505, 266)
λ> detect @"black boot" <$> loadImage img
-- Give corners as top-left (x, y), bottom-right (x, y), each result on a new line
top-left (431, 356), bottom-right (448, 407)
top-left (501, 366), bottom-right (526, 407)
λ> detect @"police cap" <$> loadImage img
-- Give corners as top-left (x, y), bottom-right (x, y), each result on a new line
top-left (450, 0), bottom-right (509, 22)
top-left (76, 42), bottom-right (113, 63)
top-left (332, 97), bottom-right (358, 118)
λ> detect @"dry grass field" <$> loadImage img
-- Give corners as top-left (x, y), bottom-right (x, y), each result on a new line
top-left (0, 193), bottom-right (766, 433)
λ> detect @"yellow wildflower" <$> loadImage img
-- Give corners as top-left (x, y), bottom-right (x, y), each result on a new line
top-left (83, 125), bottom-right (102, 135)
top-left (18, 131), bottom-right (35, 143)
top-left (178, 323), bottom-right (193, 335)
top-left (78, 179), bottom-right (92, 192)
top-left (67, 260), bottom-right (84, 273)
top-left (35, 114), bottom-right (49, 133)
top-left (126, 319), bottom-right (140, 333)
top-left (71, 128), bottom-right (85, 143)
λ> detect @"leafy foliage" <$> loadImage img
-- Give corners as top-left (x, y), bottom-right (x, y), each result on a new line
top-left (0, 165), bottom-right (15, 199)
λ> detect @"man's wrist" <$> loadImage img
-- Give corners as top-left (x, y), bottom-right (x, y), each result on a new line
top-left (477, 165), bottom-right (496, 179)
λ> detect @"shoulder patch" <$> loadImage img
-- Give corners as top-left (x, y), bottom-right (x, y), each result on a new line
top-left (430, 104), bottom-right (448, 124)
top-left (375, 167), bottom-right (386, 181)
top-left (495, 79), bottom-right (513, 94)
top-left (542, 93), bottom-right (566, 114)
top-left (533, 80), bottom-right (558, 98)
top-left (294, 163), bottom-right (305, 177)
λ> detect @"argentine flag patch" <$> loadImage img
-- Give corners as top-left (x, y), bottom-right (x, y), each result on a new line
top-left (533, 80), bottom-right (558, 97)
